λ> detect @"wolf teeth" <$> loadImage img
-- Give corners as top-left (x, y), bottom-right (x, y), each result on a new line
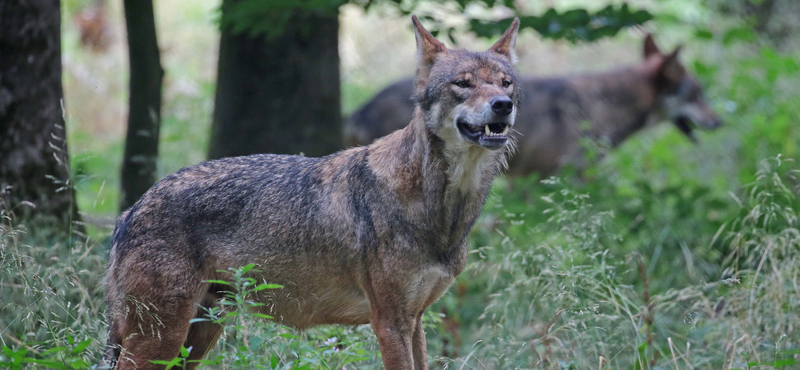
top-left (483, 124), bottom-right (507, 137)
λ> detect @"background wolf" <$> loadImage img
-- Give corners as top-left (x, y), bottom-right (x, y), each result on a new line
top-left (103, 16), bottom-right (521, 370)
top-left (345, 35), bottom-right (722, 177)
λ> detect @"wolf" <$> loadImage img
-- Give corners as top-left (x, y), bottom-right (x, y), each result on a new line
top-left (344, 34), bottom-right (722, 177)
top-left (103, 16), bottom-right (521, 370)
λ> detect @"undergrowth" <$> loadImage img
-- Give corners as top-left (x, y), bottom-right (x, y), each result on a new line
top-left (443, 156), bottom-right (799, 369)
top-left (3, 2), bottom-right (800, 367)
top-left (1, 156), bottom-right (797, 369)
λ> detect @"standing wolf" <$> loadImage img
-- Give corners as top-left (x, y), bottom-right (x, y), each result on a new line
top-left (103, 16), bottom-right (520, 370)
top-left (345, 35), bottom-right (722, 177)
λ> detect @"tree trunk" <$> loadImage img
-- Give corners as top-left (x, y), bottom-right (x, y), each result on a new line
top-left (208, 6), bottom-right (342, 159)
top-left (0, 0), bottom-right (81, 235)
top-left (119, 0), bottom-right (163, 211)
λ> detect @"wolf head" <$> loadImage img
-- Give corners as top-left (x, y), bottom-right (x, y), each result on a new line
top-left (410, 16), bottom-right (521, 151)
top-left (644, 34), bottom-right (723, 140)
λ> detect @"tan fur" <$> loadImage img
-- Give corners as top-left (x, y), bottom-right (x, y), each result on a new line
top-left (103, 16), bottom-right (521, 370)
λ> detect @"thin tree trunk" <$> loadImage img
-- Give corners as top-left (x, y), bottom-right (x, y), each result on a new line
top-left (120, 0), bottom-right (163, 211)
top-left (208, 5), bottom-right (342, 159)
top-left (0, 0), bottom-right (81, 235)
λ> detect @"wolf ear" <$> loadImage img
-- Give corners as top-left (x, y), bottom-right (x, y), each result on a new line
top-left (657, 46), bottom-right (685, 81)
top-left (488, 18), bottom-right (520, 64)
top-left (643, 33), bottom-right (660, 59)
top-left (412, 15), bottom-right (447, 70)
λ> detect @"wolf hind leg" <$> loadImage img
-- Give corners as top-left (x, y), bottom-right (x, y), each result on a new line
top-left (113, 295), bottom-right (197, 370)
top-left (182, 320), bottom-right (223, 369)
top-left (182, 291), bottom-right (225, 370)
top-left (99, 321), bottom-right (121, 369)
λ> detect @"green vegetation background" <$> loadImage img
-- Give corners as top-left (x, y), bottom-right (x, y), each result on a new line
top-left (1, 0), bottom-right (799, 368)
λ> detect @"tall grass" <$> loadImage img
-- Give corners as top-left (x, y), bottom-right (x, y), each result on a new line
top-left (0, 203), bottom-right (106, 368)
top-left (437, 157), bottom-right (798, 369)
top-left (3, 1), bottom-right (799, 367)
top-left (5, 157), bottom-right (796, 369)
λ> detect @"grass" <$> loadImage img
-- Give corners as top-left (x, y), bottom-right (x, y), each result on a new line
top-left (445, 157), bottom-right (799, 369)
top-left (3, 157), bottom-right (796, 369)
top-left (2, 0), bottom-right (800, 368)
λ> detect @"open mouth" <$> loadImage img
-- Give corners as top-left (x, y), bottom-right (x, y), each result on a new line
top-left (672, 116), bottom-right (697, 142)
top-left (456, 119), bottom-right (510, 150)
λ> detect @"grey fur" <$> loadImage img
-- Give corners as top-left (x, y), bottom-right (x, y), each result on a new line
top-left (104, 16), bottom-right (521, 370)
top-left (344, 35), bottom-right (722, 177)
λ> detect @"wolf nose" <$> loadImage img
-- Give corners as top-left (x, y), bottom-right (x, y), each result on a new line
top-left (491, 96), bottom-right (513, 116)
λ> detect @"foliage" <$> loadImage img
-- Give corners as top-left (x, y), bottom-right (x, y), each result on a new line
top-left (438, 156), bottom-right (799, 368)
top-left (219, 0), bottom-right (343, 39)
top-left (6, 0), bottom-right (800, 368)
top-left (220, 0), bottom-right (652, 44)
top-left (0, 204), bottom-right (107, 368)
top-left (146, 264), bottom-right (377, 369)
top-left (0, 336), bottom-right (94, 370)
top-left (469, 4), bottom-right (653, 43)
top-left (419, 6), bottom-right (800, 365)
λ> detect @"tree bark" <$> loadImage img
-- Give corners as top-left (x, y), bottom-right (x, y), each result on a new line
top-left (0, 0), bottom-right (81, 235)
top-left (120, 0), bottom-right (163, 211)
top-left (208, 6), bottom-right (342, 159)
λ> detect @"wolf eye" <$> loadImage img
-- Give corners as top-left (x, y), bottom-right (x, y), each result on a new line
top-left (454, 80), bottom-right (470, 88)
top-left (502, 80), bottom-right (512, 88)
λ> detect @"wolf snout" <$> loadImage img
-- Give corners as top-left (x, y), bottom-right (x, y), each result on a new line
top-left (490, 96), bottom-right (513, 116)
top-left (705, 117), bottom-right (723, 129)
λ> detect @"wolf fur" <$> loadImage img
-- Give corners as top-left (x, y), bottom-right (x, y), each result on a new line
top-left (103, 16), bottom-right (521, 370)
top-left (344, 34), bottom-right (722, 177)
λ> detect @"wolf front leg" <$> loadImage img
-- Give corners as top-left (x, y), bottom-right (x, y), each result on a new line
top-left (412, 313), bottom-right (429, 370)
top-left (370, 306), bottom-right (416, 369)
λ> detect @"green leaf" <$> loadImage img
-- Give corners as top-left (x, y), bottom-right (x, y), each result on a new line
top-left (694, 29), bottom-right (713, 40)
top-left (252, 313), bottom-right (274, 319)
top-left (71, 339), bottom-right (93, 355)
top-left (723, 27), bottom-right (756, 46)
top-left (204, 280), bottom-right (231, 285)
top-left (23, 358), bottom-right (70, 369)
top-left (240, 263), bottom-right (257, 274)
top-left (42, 347), bottom-right (68, 355)
top-left (254, 283), bottom-right (283, 291)
top-left (468, 4), bottom-right (651, 43)
top-left (341, 356), bottom-right (371, 365)
top-left (180, 345), bottom-right (191, 358)
top-left (194, 354), bottom-right (224, 366)
top-left (2, 345), bottom-right (11, 356)
top-left (14, 347), bottom-right (27, 361)
top-left (693, 61), bottom-right (717, 79)
top-left (151, 358), bottom-right (182, 369)
top-left (774, 358), bottom-right (799, 368)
